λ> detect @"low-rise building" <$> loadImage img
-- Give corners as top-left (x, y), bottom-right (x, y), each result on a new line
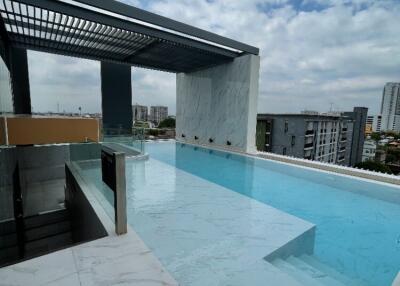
top-left (256, 113), bottom-right (355, 166)
top-left (362, 140), bottom-right (377, 162)
top-left (378, 138), bottom-right (389, 146)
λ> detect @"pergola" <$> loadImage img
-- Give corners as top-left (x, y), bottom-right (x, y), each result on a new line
top-left (0, 0), bottom-right (260, 152)
top-left (0, 0), bottom-right (258, 73)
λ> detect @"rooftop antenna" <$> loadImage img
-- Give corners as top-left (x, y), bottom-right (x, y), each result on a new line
top-left (329, 102), bottom-right (334, 112)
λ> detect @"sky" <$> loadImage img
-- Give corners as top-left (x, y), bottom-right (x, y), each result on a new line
top-left (28, 0), bottom-right (400, 115)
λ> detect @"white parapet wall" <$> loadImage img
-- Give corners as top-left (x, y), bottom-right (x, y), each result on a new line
top-left (257, 151), bottom-right (400, 186)
top-left (176, 54), bottom-right (260, 153)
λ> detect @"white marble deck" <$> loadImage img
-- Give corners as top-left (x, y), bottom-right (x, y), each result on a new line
top-left (0, 230), bottom-right (177, 286)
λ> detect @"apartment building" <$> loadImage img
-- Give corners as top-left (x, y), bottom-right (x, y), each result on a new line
top-left (380, 82), bottom-right (400, 132)
top-left (150, 106), bottom-right (168, 125)
top-left (343, 107), bottom-right (368, 166)
top-left (256, 113), bottom-right (356, 166)
top-left (132, 104), bottom-right (148, 122)
top-left (366, 115), bottom-right (382, 133)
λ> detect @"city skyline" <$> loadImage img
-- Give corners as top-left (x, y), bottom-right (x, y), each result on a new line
top-left (27, 0), bottom-right (400, 115)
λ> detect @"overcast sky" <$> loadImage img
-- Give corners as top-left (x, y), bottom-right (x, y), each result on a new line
top-left (28, 0), bottom-right (400, 115)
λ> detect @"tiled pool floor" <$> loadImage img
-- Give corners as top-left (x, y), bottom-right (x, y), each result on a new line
top-left (81, 158), bottom-right (315, 286)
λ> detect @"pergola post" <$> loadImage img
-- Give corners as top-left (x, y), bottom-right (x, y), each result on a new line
top-left (10, 47), bottom-right (31, 115)
top-left (101, 62), bottom-right (133, 135)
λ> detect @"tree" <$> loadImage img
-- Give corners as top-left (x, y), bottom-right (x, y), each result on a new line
top-left (370, 132), bottom-right (381, 141)
top-left (385, 147), bottom-right (400, 164)
top-left (158, 117), bottom-right (175, 128)
top-left (134, 121), bottom-right (149, 128)
top-left (354, 161), bottom-right (392, 174)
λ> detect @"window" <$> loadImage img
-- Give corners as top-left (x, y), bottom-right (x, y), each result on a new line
top-left (283, 147), bottom-right (287, 155)
top-left (291, 135), bottom-right (296, 146)
top-left (266, 121), bottom-right (272, 133)
top-left (284, 121), bottom-right (288, 133)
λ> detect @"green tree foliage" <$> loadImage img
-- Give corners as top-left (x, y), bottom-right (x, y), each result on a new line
top-left (370, 132), bottom-right (381, 141)
top-left (147, 129), bottom-right (167, 136)
top-left (385, 147), bottom-right (400, 164)
top-left (147, 129), bottom-right (159, 136)
top-left (134, 121), bottom-right (149, 128)
top-left (384, 131), bottom-right (400, 140)
top-left (355, 161), bottom-right (392, 174)
top-left (158, 117), bottom-right (176, 128)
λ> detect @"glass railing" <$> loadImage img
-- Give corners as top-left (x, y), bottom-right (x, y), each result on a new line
top-left (68, 142), bottom-right (128, 233)
top-left (102, 130), bottom-right (145, 155)
top-left (102, 136), bottom-right (145, 155)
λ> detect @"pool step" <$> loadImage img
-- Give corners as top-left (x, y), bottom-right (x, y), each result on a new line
top-left (271, 255), bottom-right (364, 286)
top-left (299, 255), bottom-right (362, 285)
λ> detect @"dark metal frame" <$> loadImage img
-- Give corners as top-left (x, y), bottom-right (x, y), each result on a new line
top-left (76, 0), bottom-right (259, 55)
top-left (0, 0), bottom-right (259, 73)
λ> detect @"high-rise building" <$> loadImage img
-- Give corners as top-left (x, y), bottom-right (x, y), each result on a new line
top-left (132, 104), bottom-right (148, 122)
top-left (380, 82), bottom-right (400, 131)
top-left (256, 112), bottom-right (360, 166)
top-left (366, 115), bottom-right (382, 133)
top-left (150, 106), bottom-right (168, 125)
top-left (343, 107), bottom-right (368, 166)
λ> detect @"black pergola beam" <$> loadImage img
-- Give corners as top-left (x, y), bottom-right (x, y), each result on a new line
top-left (0, 15), bottom-right (10, 67)
top-left (13, 0), bottom-right (240, 59)
top-left (2, 18), bottom-right (153, 56)
top-left (77, 0), bottom-right (259, 55)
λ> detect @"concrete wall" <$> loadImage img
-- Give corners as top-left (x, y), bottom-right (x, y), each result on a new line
top-left (269, 116), bottom-right (307, 157)
top-left (176, 54), bottom-right (260, 153)
top-left (4, 116), bottom-right (100, 145)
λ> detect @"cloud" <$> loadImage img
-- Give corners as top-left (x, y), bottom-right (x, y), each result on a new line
top-left (27, 0), bottom-right (400, 116)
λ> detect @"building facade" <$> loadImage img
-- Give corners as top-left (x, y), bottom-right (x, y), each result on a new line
top-left (366, 115), bottom-right (382, 133)
top-left (150, 106), bottom-right (168, 125)
top-left (380, 82), bottom-right (400, 132)
top-left (343, 107), bottom-right (368, 166)
top-left (362, 140), bottom-right (377, 162)
top-left (256, 113), bottom-right (356, 166)
top-left (132, 104), bottom-right (148, 122)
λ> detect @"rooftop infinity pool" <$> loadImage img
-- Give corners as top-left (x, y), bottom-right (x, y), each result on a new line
top-left (77, 141), bottom-right (400, 286)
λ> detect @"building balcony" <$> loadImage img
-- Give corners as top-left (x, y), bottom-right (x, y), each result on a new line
top-left (304, 142), bottom-right (314, 149)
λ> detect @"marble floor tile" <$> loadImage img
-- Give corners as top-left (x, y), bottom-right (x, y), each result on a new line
top-left (0, 249), bottom-right (76, 286)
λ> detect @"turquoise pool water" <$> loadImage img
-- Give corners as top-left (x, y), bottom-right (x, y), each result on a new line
top-left (140, 141), bottom-right (400, 286)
